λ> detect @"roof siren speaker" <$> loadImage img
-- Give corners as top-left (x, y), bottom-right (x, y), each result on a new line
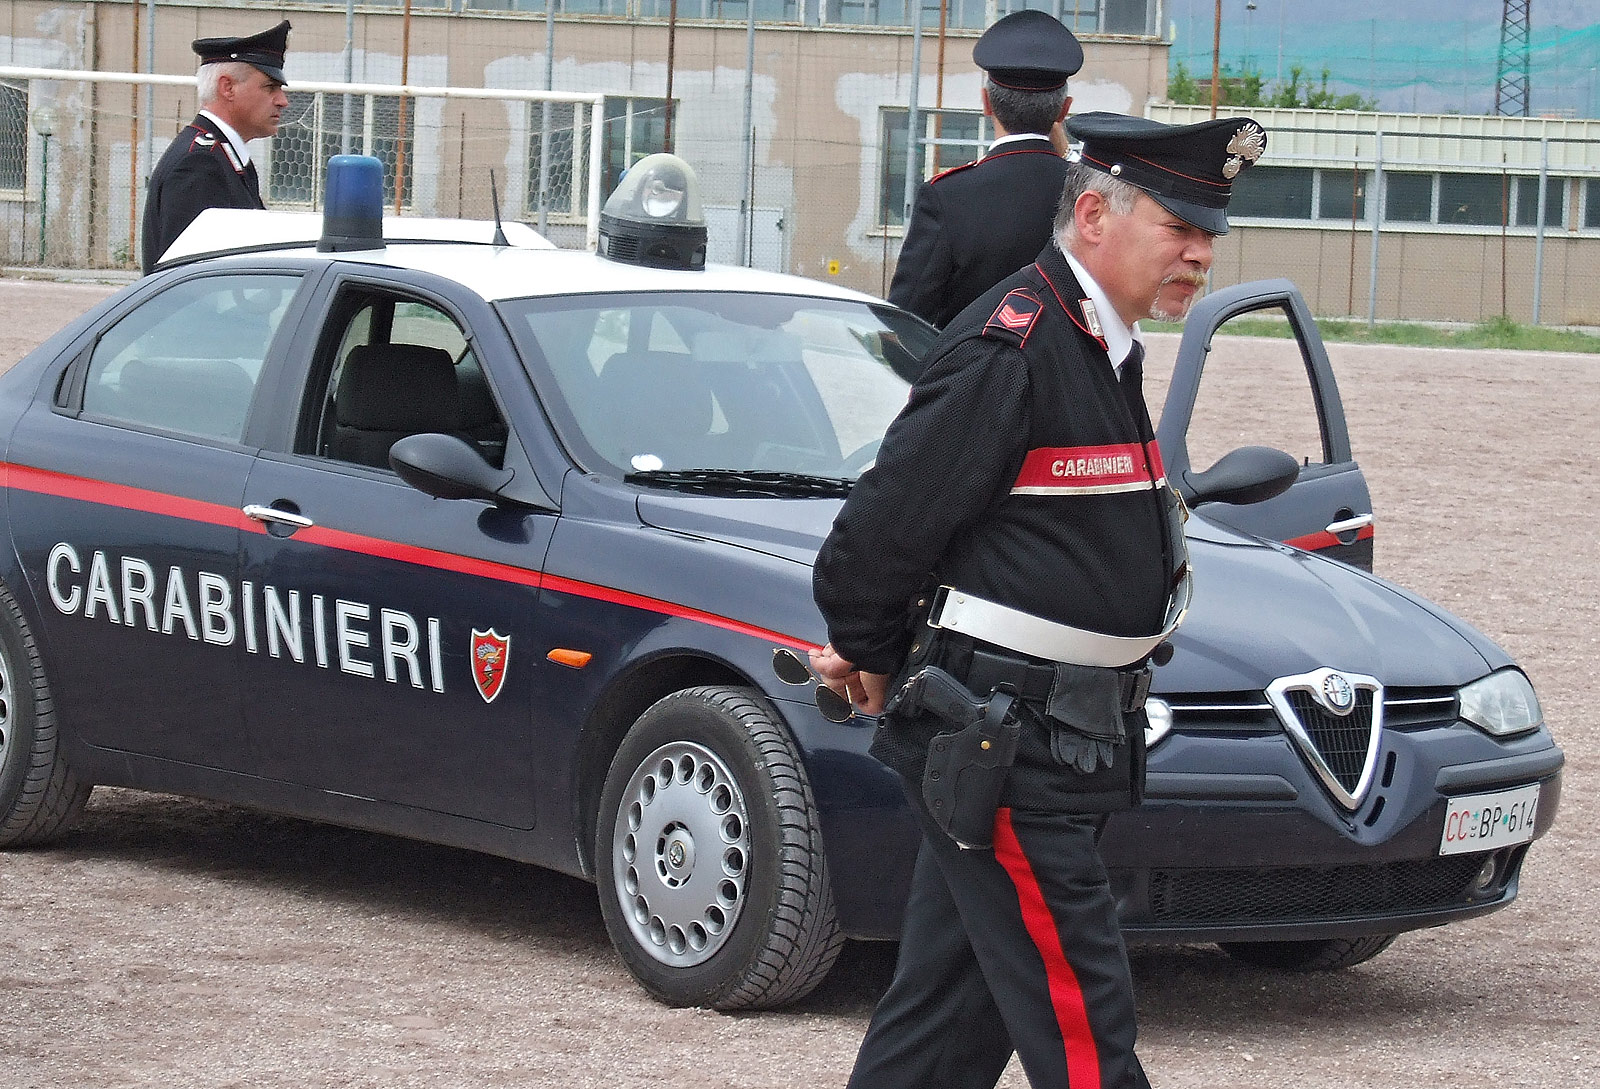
top-left (597, 153), bottom-right (708, 270)
top-left (319, 155), bottom-right (386, 253)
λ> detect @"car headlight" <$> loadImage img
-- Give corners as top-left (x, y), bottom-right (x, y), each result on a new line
top-left (1144, 696), bottom-right (1173, 749)
top-left (1458, 669), bottom-right (1543, 737)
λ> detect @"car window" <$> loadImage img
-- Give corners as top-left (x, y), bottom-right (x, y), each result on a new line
top-left (1165, 305), bottom-right (1329, 475)
top-left (79, 273), bottom-right (299, 442)
top-left (307, 290), bottom-right (510, 471)
top-left (503, 292), bottom-right (931, 478)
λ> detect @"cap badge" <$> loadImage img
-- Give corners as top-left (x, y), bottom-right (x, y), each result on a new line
top-left (1222, 122), bottom-right (1266, 179)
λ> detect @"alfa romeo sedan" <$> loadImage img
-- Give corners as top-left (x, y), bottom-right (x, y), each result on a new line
top-left (0, 159), bottom-right (1561, 1010)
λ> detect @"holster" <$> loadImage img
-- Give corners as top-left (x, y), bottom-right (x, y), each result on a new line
top-left (886, 665), bottom-right (1021, 850)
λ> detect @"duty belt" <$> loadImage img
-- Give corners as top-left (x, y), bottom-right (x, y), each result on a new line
top-left (926, 569), bottom-right (1191, 670)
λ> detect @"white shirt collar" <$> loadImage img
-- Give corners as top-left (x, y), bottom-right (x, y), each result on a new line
top-left (1060, 248), bottom-right (1142, 374)
top-left (986, 132), bottom-right (1055, 155)
top-left (199, 110), bottom-right (252, 168)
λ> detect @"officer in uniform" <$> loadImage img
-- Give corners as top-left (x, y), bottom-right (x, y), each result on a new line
top-left (813, 111), bottom-right (1266, 1089)
top-left (889, 10), bottom-right (1081, 329)
top-left (141, 20), bottom-right (292, 274)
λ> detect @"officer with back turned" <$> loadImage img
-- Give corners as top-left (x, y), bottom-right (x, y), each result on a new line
top-left (889, 10), bottom-right (1081, 329)
top-left (141, 20), bottom-right (291, 274)
top-left (813, 111), bottom-right (1267, 1089)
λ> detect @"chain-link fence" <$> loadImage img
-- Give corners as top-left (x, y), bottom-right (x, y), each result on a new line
top-left (0, 65), bottom-right (604, 268)
top-left (0, 5), bottom-right (1597, 328)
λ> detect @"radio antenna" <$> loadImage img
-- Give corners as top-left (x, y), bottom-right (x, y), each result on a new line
top-left (488, 169), bottom-right (510, 247)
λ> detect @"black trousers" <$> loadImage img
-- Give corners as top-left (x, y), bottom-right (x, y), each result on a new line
top-left (846, 783), bottom-right (1150, 1089)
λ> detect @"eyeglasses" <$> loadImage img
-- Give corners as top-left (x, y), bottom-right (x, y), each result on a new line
top-left (772, 647), bottom-right (856, 723)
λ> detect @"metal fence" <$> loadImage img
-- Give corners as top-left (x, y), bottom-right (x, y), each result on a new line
top-left (0, 66), bottom-right (606, 269)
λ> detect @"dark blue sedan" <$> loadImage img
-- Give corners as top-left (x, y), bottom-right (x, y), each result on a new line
top-left (0, 190), bottom-right (1561, 1011)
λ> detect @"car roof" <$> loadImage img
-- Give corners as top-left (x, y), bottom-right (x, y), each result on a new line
top-left (160, 209), bottom-right (882, 307)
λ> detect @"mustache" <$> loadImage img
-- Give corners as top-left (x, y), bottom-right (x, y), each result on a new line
top-left (1161, 272), bottom-right (1208, 289)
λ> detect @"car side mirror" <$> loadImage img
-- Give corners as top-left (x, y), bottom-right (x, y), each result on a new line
top-left (1183, 445), bottom-right (1300, 507)
top-left (390, 432), bottom-right (516, 503)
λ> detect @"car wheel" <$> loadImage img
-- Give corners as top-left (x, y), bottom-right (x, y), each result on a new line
top-left (0, 578), bottom-right (91, 847)
top-left (596, 685), bottom-right (843, 1010)
top-left (1219, 934), bottom-right (1399, 971)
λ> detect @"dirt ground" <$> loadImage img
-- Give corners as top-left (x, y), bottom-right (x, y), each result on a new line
top-left (0, 278), bottom-right (1595, 1088)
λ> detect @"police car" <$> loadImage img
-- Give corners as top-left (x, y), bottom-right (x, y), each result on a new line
top-left (0, 155), bottom-right (1561, 1009)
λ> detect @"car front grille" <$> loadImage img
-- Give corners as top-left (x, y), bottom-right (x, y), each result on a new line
top-left (1284, 688), bottom-right (1376, 796)
top-left (1148, 855), bottom-right (1488, 924)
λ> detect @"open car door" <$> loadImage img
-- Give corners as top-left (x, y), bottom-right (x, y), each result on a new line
top-left (1156, 278), bottom-right (1375, 570)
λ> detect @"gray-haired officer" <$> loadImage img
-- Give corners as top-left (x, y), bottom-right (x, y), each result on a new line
top-left (141, 20), bottom-right (291, 274)
top-left (814, 111), bottom-right (1266, 1089)
top-left (889, 10), bottom-right (1082, 329)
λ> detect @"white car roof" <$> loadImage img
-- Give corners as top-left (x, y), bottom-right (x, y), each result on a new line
top-left (160, 209), bottom-right (882, 307)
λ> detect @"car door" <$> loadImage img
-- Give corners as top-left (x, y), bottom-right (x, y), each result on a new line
top-left (236, 270), bottom-right (558, 828)
top-left (1155, 278), bottom-right (1375, 570)
top-left (6, 269), bottom-right (311, 766)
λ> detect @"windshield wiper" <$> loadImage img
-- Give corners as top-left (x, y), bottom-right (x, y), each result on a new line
top-left (624, 469), bottom-right (853, 498)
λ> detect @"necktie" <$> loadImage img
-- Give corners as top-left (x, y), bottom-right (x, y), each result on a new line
top-left (1120, 340), bottom-right (1145, 390)
top-left (244, 161), bottom-right (262, 204)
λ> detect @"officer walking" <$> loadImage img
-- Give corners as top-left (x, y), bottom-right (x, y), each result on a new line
top-left (141, 20), bottom-right (292, 274)
top-left (812, 111), bottom-right (1266, 1089)
top-left (889, 10), bottom-right (1081, 329)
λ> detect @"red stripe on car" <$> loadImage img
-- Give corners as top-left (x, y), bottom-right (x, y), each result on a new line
top-left (3, 463), bottom-right (819, 653)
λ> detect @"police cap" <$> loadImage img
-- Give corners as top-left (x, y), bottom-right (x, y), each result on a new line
top-left (1067, 112), bottom-right (1267, 235)
top-left (973, 11), bottom-right (1083, 92)
top-left (193, 20), bottom-right (292, 85)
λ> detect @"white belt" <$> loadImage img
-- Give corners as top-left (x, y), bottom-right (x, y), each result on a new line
top-left (927, 571), bottom-right (1191, 669)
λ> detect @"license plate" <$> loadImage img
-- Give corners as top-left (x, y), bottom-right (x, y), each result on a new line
top-left (1439, 784), bottom-right (1540, 856)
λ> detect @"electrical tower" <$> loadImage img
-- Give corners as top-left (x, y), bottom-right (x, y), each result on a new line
top-left (1494, 0), bottom-right (1532, 116)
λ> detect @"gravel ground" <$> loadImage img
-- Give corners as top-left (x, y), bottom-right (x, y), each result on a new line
top-left (0, 279), bottom-right (1595, 1088)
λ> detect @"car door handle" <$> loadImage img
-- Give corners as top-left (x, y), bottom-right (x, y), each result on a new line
top-left (243, 504), bottom-right (314, 530)
top-left (1324, 513), bottom-right (1373, 536)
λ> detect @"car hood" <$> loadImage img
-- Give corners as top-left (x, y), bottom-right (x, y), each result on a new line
top-left (637, 493), bottom-right (1505, 692)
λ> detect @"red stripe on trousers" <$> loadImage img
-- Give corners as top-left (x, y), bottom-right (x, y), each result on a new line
top-left (993, 807), bottom-right (1102, 1089)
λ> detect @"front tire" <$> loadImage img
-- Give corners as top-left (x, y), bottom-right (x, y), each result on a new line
top-left (0, 578), bottom-right (91, 847)
top-left (1219, 934), bottom-right (1398, 971)
top-left (596, 686), bottom-right (843, 1010)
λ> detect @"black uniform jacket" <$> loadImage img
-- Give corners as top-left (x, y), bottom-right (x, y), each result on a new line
top-left (888, 136), bottom-right (1068, 329)
top-left (142, 115), bottom-right (265, 274)
top-left (815, 246), bottom-right (1175, 809)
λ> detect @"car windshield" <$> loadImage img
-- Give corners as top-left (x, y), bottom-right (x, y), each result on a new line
top-left (500, 291), bottom-right (933, 483)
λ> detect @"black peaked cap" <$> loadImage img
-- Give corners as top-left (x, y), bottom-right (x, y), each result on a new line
top-left (973, 10), bottom-right (1083, 92)
top-left (1067, 112), bottom-right (1267, 235)
top-left (193, 20), bottom-right (292, 85)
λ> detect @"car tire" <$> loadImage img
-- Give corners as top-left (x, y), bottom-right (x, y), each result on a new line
top-left (0, 578), bottom-right (91, 847)
top-left (1219, 934), bottom-right (1399, 971)
top-left (596, 685), bottom-right (843, 1010)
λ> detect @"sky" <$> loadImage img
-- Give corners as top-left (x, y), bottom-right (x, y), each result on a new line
top-left (1162, 0), bottom-right (1600, 118)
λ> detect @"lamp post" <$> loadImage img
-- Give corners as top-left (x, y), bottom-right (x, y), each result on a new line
top-left (30, 104), bottom-right (57, 266)
top-left (1245, 0), bottom-right (1257, 74)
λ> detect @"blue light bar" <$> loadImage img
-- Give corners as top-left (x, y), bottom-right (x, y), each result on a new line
top-left (318, 155), bottom-right (385, 253)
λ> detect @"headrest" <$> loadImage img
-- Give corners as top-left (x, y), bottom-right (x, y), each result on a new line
top-left (336, 344), bottom-right (460, 432)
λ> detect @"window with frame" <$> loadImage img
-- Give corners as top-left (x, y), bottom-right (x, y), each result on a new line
top-left (1512, 175), bottom-right (1565, 228)
top-left (878, 107), bottom-right (987, 227)
top-left (1384, 172), bottom-right (1433, 223)
top-left (529, 96), bottom-right (672, 219)
top-left (1230, 166), bottom-right (1313, 219)
top-left (0, 80), bottom-right (27, 192)
top-left (1587, 179), bottom-right (1600, 229)
top-left (308, 290), bottom-right (509, 471)
top-left (1438, 173), bottom-right (1507, 226)
top-left (79, 274), bottom-right (299, 442)
top-left (1317, 168), bottom-right (1367, 223)
top-left (269, 91), bottom-right (415, 208)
